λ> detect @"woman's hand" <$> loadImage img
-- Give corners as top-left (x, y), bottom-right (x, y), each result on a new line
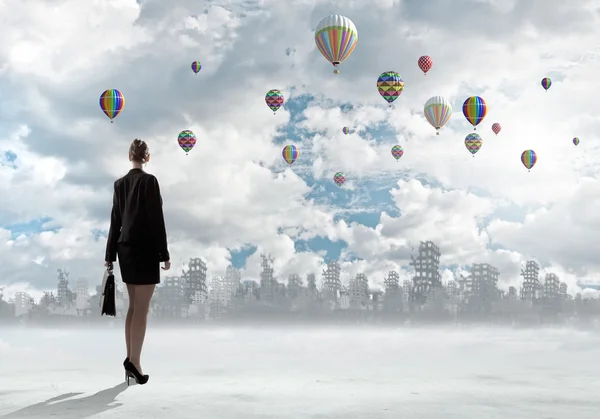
top-left (161, 260), bottom-right (171, 271)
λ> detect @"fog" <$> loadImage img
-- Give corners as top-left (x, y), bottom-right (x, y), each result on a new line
top-left (1, 326), bottom-right (599, 418)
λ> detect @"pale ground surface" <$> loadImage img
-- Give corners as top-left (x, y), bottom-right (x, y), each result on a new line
top-left (0, 324), bottom-right (599, 418)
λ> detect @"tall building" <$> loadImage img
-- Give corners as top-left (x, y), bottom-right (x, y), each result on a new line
top-left (559, 282), bottom-right (568, 300)
top-left (75, 278), bottom-right (90, 313)
top-left (544, 273), bottom-right (560, 299)
top-left (410, 241), bottom-right (441, 304)
top-left (466, 263), bottom-right (500, 312)
top-left (14, 292), bottom-right (34, 317)
top-left (56, 269), bottom-right (70, 306)
top-left (520, 261), bottom-right (541, 301)
top-left (287, 274), bottom-right (303, 299)
top-left (321, 261), bottom-right (341, 303)
top-left (384, 271), bottom-right (399, 294)
top-left (183, 258), bottom-right (208, 304)
top-left (259, 254), bottom-right (275, 303)
top-left (224, 265), bottom-right (241, 297)
top-left (348, 273), bottom-right (369, 309)
top-left (155, 277), bottom-right (187, 318)
top-left (208, 276), bottom-right (234, 319)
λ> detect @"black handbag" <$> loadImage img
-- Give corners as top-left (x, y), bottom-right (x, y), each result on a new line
top-left (100, 264), bottom-right (116, 316)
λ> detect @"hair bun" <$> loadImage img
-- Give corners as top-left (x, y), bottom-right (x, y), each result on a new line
top-left (129, 138), bottom-right (149, 163)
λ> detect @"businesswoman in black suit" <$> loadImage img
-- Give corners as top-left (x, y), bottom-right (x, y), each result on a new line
top-left (104, 139), bottom-right (171, 385)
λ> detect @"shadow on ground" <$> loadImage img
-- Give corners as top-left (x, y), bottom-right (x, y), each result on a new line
top-left (0, 382), bottom-right (128, 418)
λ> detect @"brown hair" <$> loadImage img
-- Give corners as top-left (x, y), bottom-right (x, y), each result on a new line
top-left (129, 139), bottom-right (149, 163)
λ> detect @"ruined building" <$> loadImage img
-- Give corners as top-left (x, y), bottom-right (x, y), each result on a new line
top-left (154, 277), bottom-right (187, 318)
top-left (322, 261), bottom-right (341, 303)
top-left (56, 269), bottom-right (71, 306)
top-left (182, 258), bottom-right (208, 305)
top-left (559, 282), bottom-right (568, 300)
top-left (259, 254), bottom-right (276, 303)
top-left (383, 270), bottom-right (403, 312)
top-left (410, 241), bottom-right (441, 305)
top-left (464, 263), bottom-right (500, 313)
top-left (287, 274), bottom-right (303, 299)
top-left (543, 273), bottom-right (560, 299)
top-left (348, 273), bottom-right (369, 309)
top-left (520, 261), bottom-right (541, 302)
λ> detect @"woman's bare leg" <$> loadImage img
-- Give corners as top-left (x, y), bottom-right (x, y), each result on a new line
top-left (129, 284), bottom-right (155, 374)
top-left (125, 284), bottom-right (136, 359)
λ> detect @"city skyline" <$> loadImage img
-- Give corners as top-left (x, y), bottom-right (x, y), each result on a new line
top-left (3, 240), bottom-right (600, 325)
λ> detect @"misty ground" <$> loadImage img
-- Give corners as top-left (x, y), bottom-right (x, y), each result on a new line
top-left (0, 325), bottom-right (599, 418)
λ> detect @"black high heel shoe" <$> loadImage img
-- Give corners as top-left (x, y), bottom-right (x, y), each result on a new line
top-left (124, 358), bottom-right (129, 367)
top-left (125, 361), bottom-right (149, 385)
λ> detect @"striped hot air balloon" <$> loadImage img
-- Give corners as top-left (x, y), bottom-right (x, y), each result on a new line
top-left (314, 15), bottom-right (358, 74)
top-left (521, 150), bottom-right (537, 172)
top-left (342, 127), bottom-right (350, 135)
top-left (191, 61), bottom-right (202, 74)
top-left (462, 96), bottom-right (487, 130)
top-left (282, 144), bottom-right (299, 165)
top-left (99, 89), bottom-right (125, 123)
top-left (424, 96), bottom-right (452, 135)
top-left (541, 77), bottom-right (551, 91)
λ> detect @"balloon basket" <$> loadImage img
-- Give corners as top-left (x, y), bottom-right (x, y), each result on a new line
top-left (110, 120), bottom-right (113, 124)
top-left (436, 132), bottom-right (440, 135)
top-left (333, 69), bottom-right (340, 74)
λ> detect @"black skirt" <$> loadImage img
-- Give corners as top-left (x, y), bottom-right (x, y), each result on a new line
top-left (117, 243), bottom-right (160, 285)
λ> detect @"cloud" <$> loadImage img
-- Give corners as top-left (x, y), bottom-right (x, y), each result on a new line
top-left (1, 0), bottom-right (599, 298)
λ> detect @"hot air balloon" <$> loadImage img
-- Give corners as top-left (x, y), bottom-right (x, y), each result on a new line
top-left (265, 89), bottom-right (284, 114)
top-left (177, 130), bottom-right (197, 155)
top-left (418, 55), bottom-right (433, 75)
top-left (191, 61), bottom-right (202, 74)
top-left (521, 150), bottom-right (537, 171)
top-left (377, 71), bottom-right (404, 107)
top-left (462, 96), bottom-right (487, 130)
top-left (464, 133), bottom-right (482, 156)
top-left (573, 137), bottom-right (580, 146)
top-left (492, 123), bottom-right (501, 135)
top-left (314, 15), bottom-right (358, 74)
top-left (391, 145), bottom-right (404, 161)
top-left (99, 89), bottom-right (124, 123)
top-left (541, 77), bottom-right (551, 91)
top-left (333, 172), bottom-right (346, 186)
top-left (424, 96), bottom-right (452, 135)
top-left (282, 144), bottom-right (299, 165)
top-left (342, 127), bottom-right (350, 135)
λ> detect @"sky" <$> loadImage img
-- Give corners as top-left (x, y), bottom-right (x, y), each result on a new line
top-left (1, 0), bottom-right (600, 298)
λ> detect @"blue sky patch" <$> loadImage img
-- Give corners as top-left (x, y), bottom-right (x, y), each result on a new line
top-left (5, 217), bottom-right (57, 238)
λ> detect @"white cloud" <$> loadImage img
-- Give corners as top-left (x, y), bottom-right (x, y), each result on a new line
top-left (0, 0), bottom-right (599, 297)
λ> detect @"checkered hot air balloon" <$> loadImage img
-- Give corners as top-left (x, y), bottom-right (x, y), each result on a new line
top-left (177, 130), bottom-right (197, 155)
top-left (282, 144), bottom-right (299, 166)
top-left (191, 61), bottom-right (202, 74)
top-left (521, 149), bottom-right (537, 172)
top-left (541, 77), bottom-right (551, 91)
top-left (418, 55), bottom-right (433, 75)
top-left (491, 123), bottom-right (501, 135)
top-left (265, 89), bottom-right (284, 114)
top-left (314, 15), bottom-right (358, 74)
top-left (333, 172), bottom-right (346, 187)
top-left (99, 89), bottom-right (124, 123)
top-left (377, 71), bottom-right (404, 107)
top-left (464, 133), bottom-right (483, 156)
top-left (391, 145), bottom-right (403, 161)
top-left (424, 96), bottom-right (452, 135)
top-left (462, 96), bottom-right (487, 130)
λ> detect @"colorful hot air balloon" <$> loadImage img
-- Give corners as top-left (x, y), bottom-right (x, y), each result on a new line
top-left (177, 130), bottom-right (197, 155)
top-left (491, 123), bottom-right (502, 135)
top-left (521, 150), bottom-right (537, 171)
top-left (314, 15), bottom-right (358, 74)
top-left (391, 145), bottom-right (404, 161)
top-left (333, 172), bottom-right (346, 186)
top-left (424, 96), bottom-right (452, 135)
top-left (573, 137), bottom-right (580, 146)
top-left (265, 89), bottom-right (284, 114)
top-left (464, 133), bottom-right (482, 156)
top-left (282, 144), bottom-right (299, 165)
top-left (377, 71), bottom-right (404, 106)
top-left (418, 55), bottom-right (433, 75)
top-left (191, 61), bottom-right (202, 74)
top-left (99, 89), bottom-right (124, 123)
top-left (462, 96), bottom-right (487, 130)
top-left (541, 77), bottom-right (551, 91)
top-left (342, 127), bottom-right (350, 135)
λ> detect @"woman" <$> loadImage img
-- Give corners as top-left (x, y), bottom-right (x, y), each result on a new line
top-left (104, 138), bottom-right (171, 386)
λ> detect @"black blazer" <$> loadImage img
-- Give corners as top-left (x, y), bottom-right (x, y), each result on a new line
top-left (105, 168), bottom-right (170, 263)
